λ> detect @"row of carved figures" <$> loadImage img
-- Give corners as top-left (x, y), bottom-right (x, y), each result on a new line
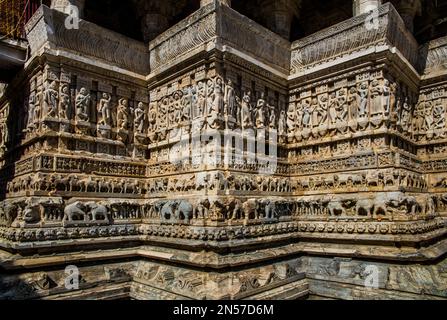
top-left (25, 82), bottom-right (147, 135)
top-left (286, 79), bottom-right (420, 136)
top-left (0, 193), bottom-right (442, 228)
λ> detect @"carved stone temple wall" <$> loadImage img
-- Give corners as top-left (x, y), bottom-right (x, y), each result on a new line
top-left (0, 1), bottom-right (447, 300)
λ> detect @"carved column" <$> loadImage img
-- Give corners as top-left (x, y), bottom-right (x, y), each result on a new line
top-left (51, 0), bottom-right (85, 18)
top-left (259, 0), bottom-right (300, 40)
top-left (389, 0), bottom-right (422, 33)
top-left (353, 0), bottom-right (381, 16)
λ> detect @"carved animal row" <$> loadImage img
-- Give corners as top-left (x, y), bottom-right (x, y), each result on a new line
top-left (6, 172), bottom-right (292, 195)
top-left (2, 192), bottom-right (441, 229)
top-left (294, 171), bottom-right (428, 191)
top-left (293, 193), bottom-right (436, 218)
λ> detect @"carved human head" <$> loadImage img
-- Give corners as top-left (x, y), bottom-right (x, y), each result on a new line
top-left (79, 88), bottom-right (87, 95)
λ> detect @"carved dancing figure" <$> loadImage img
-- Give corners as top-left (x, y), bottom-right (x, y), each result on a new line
top-left (433, 99), bottom-right (445, 130)
top-left (224, 79), bottom-right (236, 118)
top-left (134, 102), bottom-right (145, 133)
top-left (241, 91), bottom-right (253, 129)
top-left (370, 80), bottom-right (384, 117)
top-left (59, 85), bottom-right (70, 120)
top-left (358, 82), bottom-right (369, 118)
top-left (27, 94), bottom-right (36, 127)
top-left (347, 87), bottom-right (358, 122)
top-left (117, 98), bottom-right (130, 130)
top-left (255, 93), bottom-right (266, 128)
top-left (43, 81), bottom-right (59, 118)
top-left (328, 92), bottom-right (338, 124)
top-left (317, 94), bottom-right (328, 126)
top-left (98, 92), bottom-right (112, 125)
top-left (75, 87), bottom-right (91, 122)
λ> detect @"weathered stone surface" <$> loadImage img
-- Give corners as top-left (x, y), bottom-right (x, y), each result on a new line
top-left (0, 1), bottom-right (446, 300)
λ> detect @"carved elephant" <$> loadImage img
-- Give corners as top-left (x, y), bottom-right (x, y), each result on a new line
top-left (64, 201), bottom-right (87, 222)
top-left (23, 205), bottom-right (41, 224)
top-left (242, 199), bottom-right (258, 220)
top-left (326, 200), bottom-right (345, 216)
top-left (259, 199), bottom-right (277, 220)
top-left (85, 202), bottom-right (109, 222)
top-left (161, 200), bottom-right (193, 224)
top-left (194, 198), bottom-right (210, 219)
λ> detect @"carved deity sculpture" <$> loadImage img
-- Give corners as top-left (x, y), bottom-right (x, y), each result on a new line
top-left (43, 81), bottom-right (59, 118)
top-left (34, 87), bottom-right (42, 124)
top-left (347, 87), bottom-right (358, 122)
top-left (59, 85), bottom-right (70, 120)
top-left (27, 94), bottom-right (36, 127)
top-left (400, 97), bottom-right (412, 130)
top-left (158, 97), bottom-right (169, 128)
top-left (172, 91), bottom-right (183, 123)
top-left (302, 99), bottom-right (311, 128)
top-left (328, 92), bottom-right (338, 124)
top-left (134, 102), bottom-right (145, 134)
top-left (317, 94), bottom-right (328, 126)
top-left (206, 79), bottom-right (215, 116)
top-left (215, 78), bottom-right (225, 113)
top-left (268, 99), bottom-right (276, 129)
top-left (98, 93), bottom-right (112, 126)
top-left (358, 82), bottom-right (369, 118)
top-left (423, 100), bottom-right (434, 131)
top-left (181, 87), bottom-right (193, 121)
top-left (0, 110), bottom-right (8, 151)
top-left (336, 90), bottom-right (348, 123)
top-left (224, 79), bottom-right (236, 118)
top-left (241, 91), bottom-right (253, 129)
top-left (75, 88), bottom-right (91, 122)
top-left (310, 98), bottom-right (318, 127)
top-left (255, 93), bottom-right (266, 129)
top-left (117, 98), bottom-right (130, 130)
top-left (370, 80), bottom-right (384, 117)
top-left (383, 80), bottom-right (391, 115)
top-left (433, 99), bottom-right (445, 130)
top-left (195, 81), bottom-right (206, 118)
top-left (148, 102), bottom-right (157, 132)
top-left (286, 103), bottom-right (296, 134)
top-left (278, 109), bottom-right (286, 136)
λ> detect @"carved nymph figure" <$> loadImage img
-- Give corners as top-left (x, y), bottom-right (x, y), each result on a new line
top-left (98, 92), bottom-right (112, 126)
top-left (134, 102), bottom-right (145, 134)
top-left (117, 98), bottom-right (130, 130)
top-left (43, 81), bottom-right (59, 118)
top-left (75, 87), bottom-right (90, 122)
top-left (59, 85), bottom-right (70, 120)
top-left (358, 82), bottom-right (369, 118)
top-left (224, 79), bottom-right (236, 118)
top-left (241, 90), bottom-right (253, 129)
